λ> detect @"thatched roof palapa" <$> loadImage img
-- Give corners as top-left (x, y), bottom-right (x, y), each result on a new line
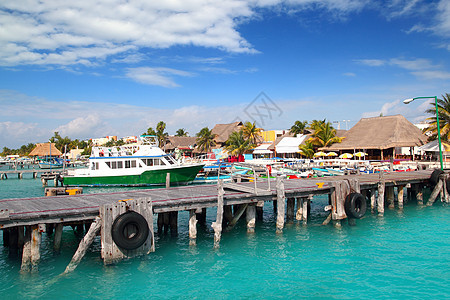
top-left (211, 121), bottom-right (243, 144)
top-left (165, 136), bottom-right (197, 151)
top-left (325, 115), bottom-right (428, 151)
top-left (29, 143), bottom-right (62, 156)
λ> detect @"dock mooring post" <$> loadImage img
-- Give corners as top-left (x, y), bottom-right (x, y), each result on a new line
top-left (54, 223), bottom-right (63, 253)
top-left (212, 179), bottom-right (224, 248)
top-left (276, 175), bottom-right (286, 234)
top-left (370, 188), bottom-right (376, 213)
top-left (246, 204), bottom-right (256, 233)
top-left (397, 185), bottom-right (405, 209)
top-left (189, 210), bottom-right (197, 246)
top-left (377, 173), bottom-right (385, 216)
top-left (296, 197), bottom-right (304, 221)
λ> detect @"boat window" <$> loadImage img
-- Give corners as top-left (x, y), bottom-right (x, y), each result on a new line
top-left (125, 160), bottom-right (131, 168)
top-left (142, 159), bottom-right (153, 166)
top-left (117, 161), bottom-right (123, 168)
top-left (164, 156), bottom-right (176, 165)
top-left (131, 160), bottom-right (136, 168)
top-left (91, 162), bottom-right (95, 170)
top-left (95, 162), bottom-right (99, 170)
top-left (154, 159), bottom-right (161, 166)
top-left (105, 162), bottom-right (111, 168)
top-left (111, 161), bottom-right (117, 169)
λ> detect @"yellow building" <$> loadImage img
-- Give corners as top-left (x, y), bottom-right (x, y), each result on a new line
top-left (260, 130), bottom-right (286, 143)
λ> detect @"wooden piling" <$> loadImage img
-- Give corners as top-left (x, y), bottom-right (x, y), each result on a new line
top-left (397, 185), bottom-right (405, 209)
top-left (370, 188), bottom-right (376, 213)
top-left (20, 226), bottom-right (31, 273)
top-left (416, 185), bottom-right (424, 206)
top-left (54, 223), bottom-right (63, 253)
top-left (225, 204), bottom-right (248, 232)
top-left (166, 173), bottom-right (170, 189)
top-left (223, 205), bottom-right (233, 226)
top-left (296, 197), bottom-right (304, 221)
top-left (189, 210), bottom-right (197, 246)
top-left (256, 201), bottom-right (264, 221)
top-left (377, 173), bottom-right (385, 216)
top-left (427, 178), bottom-right (444, 206)
top-left (8, 227), bottom-right (18, 258)
top-left (387, 186), bottom-right (395, 209)
top-left (30, 225), bottom-right (41, 270)
top-left (211, 180), bottom-right (224, 248)
top-left (286, 198), bottom-right (295, 224)
top-left (64, 216), bottom-right (101, 274)
top-left (246, 204), bottom-right (256, 233)
top-left (169, 211), bottom-right (178, 237)
top-left (331, 181), bottom-right (348, 227)
top-left (276, 176), bottom-right (286, 234)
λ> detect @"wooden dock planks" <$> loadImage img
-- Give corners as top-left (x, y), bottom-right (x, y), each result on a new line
top-left (0, 170), bottom-right (434, 229)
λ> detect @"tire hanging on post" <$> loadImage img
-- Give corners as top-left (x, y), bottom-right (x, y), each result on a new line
top-left (111, 211), bottom-right (149, 250)
top-left (430, 168), bottom-right (444, 187)
top-left (344, 192), bottom-right (367, 219)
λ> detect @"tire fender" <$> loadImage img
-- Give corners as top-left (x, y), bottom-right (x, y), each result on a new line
top-left (111, 211), bottom-right (149, 250)
top-left (344, 192), bottom-right (367, 219)
top-left (430, 168), bottom-right (444, 186)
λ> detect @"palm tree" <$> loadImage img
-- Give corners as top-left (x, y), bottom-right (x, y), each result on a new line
top-left (310, 121), bottom-right (343, 147)
top-left (298, 140), bottom-right (315, 158)
top-left (241, 121), bottom-right (262, 145)
top-left (156, 121), bottom-right (168, 148)
top-left (425, 93), bottom-right (450, 142)
top-left (225, 130), bottom-right (253, 157)
top-left (308, 119), bottom-right (326, 132)
top-left (196, 127), bottom-right (216, 153)
top-left (143, 127), bottom-right (156, 136)
top-left (175, 128), bottom-right (189, 137)
top-left (290, 120), bottom-right (308, 136)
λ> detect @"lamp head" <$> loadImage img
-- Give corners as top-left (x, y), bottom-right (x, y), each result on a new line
top-left (403, 98), bottom-right (415, 104)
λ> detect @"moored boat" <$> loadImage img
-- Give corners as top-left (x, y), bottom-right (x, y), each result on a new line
top-left (63, 136), bottom-right (204, 187)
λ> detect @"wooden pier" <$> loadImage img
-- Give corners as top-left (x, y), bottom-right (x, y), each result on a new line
top-left (0, 169), bottom-right (448, 272)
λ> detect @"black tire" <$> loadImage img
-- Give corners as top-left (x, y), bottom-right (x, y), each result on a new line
top-left (430, 168), bottom-right (444, 186)
top-left (111, 211), bottom-right (149, 250)
top-left (344, 192), bottom-right (367, 219)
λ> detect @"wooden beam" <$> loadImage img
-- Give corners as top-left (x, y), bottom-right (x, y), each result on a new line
top-left (64, 216), bottom-right (101, 274)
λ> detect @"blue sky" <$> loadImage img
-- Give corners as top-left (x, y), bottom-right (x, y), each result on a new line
top-left (1, 0), bottom-right (450, 148)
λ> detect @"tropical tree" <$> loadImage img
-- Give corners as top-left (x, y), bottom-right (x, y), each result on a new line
top-left (424, 93), bottom-right (450, 142)
top-left (196, 127), bottom-right (216, 153)
top-left (175, 128), bottom-right (189, 137)
top-left (298, 140), bottom-right (315, 158)
top-left (308, 119), bottom-right (326, 132)
top-left (143, 127), bottom-right (157, 136)
top-left (241, 121), bottom-right (262, 145)
top-left (225, 130), bottom-right (253, 157)
top-left (49, 132), bottom-right (72, 152)
top-left (309, 121), bottom-right (343, 147)
top-left (290, 120), bottom-right (308, 136)
top-left (156, 121), bottom-right (168, 148)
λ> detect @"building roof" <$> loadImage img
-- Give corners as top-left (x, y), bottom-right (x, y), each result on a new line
top-left (253, 143), bottom-right (273, 154)
top-left (275, 135), bottom-right (309, 154)
top-left (417, 140), bottom-right (450, 152)
top-left (29, 143), bottom-right (62, 156)
top-left (211, 121), bottom-right (243, 144)
top-left (325, 115), bottom-right (428, 150)
top-left (165, 136), bottom-right (197, 151)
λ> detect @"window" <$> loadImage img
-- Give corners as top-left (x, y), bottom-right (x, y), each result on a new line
top-left (125, 160), bottom-right (131, 168)
top-left (111, 161), bottom-right (117, 169)
top-left (117, 161), bottom-right (123, 168)
top-left (106, 162), bottom-right (111, 168)
top-left (131, 160), bottom-right (137, 168)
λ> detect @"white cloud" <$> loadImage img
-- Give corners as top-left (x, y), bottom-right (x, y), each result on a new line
top-left (53, 114), bottom-right (105, 138)
top-left (0, 0), bottom-right (375, 67)
top-left (126, 67), bottom-right (194, 87)
top-left (355, 59), bottom-right (386, 67)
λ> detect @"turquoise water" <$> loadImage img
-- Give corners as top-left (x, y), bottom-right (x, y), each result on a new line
top-left (0, 176), bottom-right (449, 299)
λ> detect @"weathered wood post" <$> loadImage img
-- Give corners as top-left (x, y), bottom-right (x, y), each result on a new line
top-left (166, 173), bottom-right (170, 189)
top-left (416, 184), bottom-right (424, 206)
top-left (225, 204), bottom-right (248, 231)
top-left (54, 223), bottom-right (63, 253)
top-left (286, 197), bottom-right (295, 224)
top-left (256, 201), bottom-right (264, 221)
top-left (169, 211), bottom-right (178, 237)
top-left (296, 197), bottom-right (304, 221)
top-left (64, 216), bottom-right (101, 273)
top-left (211, 179), bottom-right (224, 248)
top-left (303, 196), bottom-right (312, 225)
top-left (397, 185), bottom-right (405, 209)
top-left (30, 225), bottom-right (42, 270)
top-left (387, 186), bottom-right (395, 209)
top-left (276, 175), bottom-right (286, 234)
top-left (189, 210), bottom-right (197, 246)
top-left (223, 205), bottom-right (233, 226)
top-left (246, 204), bottom-right (256, 233)
top-left (377, 173), bottom-right (385, 216)
top-left (370, 188), bottom-right (376, 213)
top-left (331, 181), bottom-right (348, 227)
top-left (427, 178), bottom-right (444, 206)
top-left (20, 226), bottom-right (31, 273)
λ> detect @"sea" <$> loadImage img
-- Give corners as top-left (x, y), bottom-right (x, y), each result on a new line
top-left (0, 171), bottom-right (449, 299)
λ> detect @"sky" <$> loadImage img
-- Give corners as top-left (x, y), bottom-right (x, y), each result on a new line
top-left (1, 0), bottom-right (450, 148)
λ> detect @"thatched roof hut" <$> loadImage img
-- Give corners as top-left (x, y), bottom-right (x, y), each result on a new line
top-left (165, 136), bottom-right (197, 152)
top-left (211, 121), bottom-right (243, 146)
top-left (325, 115), bottom-right (427, 150)
top-left (29, 143), bottom-right (62, 157)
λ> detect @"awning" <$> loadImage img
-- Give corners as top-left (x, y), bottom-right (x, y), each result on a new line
top-left (275, 136), bottom-right (307, 154)
top-left (417, 140), bottom-right (450, 152)
top-left (253, 143), bottom-right (273, 154)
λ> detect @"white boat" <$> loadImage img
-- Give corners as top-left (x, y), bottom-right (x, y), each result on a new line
top-left (63, 136), bottom-right (204, 186)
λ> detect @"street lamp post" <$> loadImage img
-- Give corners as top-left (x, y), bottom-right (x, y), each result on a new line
top-left (403, 96), bottom-right (443, 170)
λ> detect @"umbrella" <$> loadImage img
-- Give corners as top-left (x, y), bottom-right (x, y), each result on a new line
top-left (354, 152), bottom-right (368, 157)
top-left (326, 152), bottom-right (338, 157)
top-left (339, 153), bottom-right (353, 159)
top-left (314, 151), bottom-right (327, 157)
